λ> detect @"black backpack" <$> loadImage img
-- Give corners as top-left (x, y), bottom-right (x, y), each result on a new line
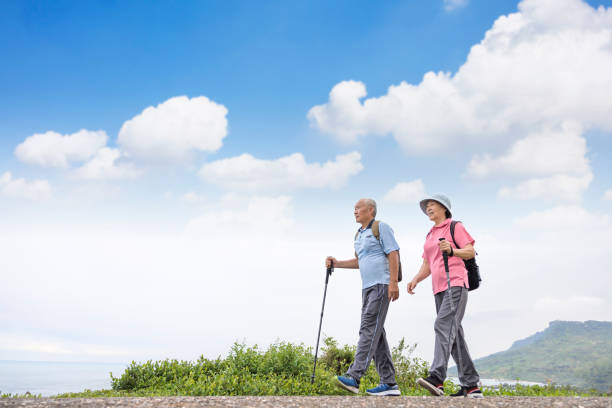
top-left (450, 221), bottom-right (481, 291)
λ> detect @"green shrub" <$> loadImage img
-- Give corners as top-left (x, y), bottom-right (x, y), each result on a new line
top-left (31, 337), bottom-right (606, 398)
top-left (107, 337), bottom-right (432, 396)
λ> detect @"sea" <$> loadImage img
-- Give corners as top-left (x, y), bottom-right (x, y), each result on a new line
top-left (0, 361), bottom-right (128, 396)
top-left (0, 361), bottom-right (545, 397)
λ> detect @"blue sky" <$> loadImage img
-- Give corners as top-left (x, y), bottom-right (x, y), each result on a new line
top-left (1, 0), bottom-right (612, 366)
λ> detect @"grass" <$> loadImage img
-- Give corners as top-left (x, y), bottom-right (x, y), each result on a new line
top-left (2, 337), bottom-right (608, 398)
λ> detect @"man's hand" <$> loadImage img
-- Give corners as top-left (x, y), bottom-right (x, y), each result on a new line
top-left (325, 256), bottom-right (337, 268)
top-left (388, 282), bottom-right (399, 301)
top-left (407, 279), bottom-right (418, 295)
top-left (438, 239), bottom-right (452, 254)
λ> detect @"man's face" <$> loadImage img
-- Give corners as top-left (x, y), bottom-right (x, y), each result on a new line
top-left (354, 199), bottom-right (373, 223)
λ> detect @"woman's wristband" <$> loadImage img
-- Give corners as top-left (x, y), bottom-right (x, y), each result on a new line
top-left (449, 247), bottom-right (454, 257)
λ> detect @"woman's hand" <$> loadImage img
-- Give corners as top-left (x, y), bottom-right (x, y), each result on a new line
top-left (407, 279), bottom-right (418, 295)
top-left (438, 239), bottom-right (452, 254)
top-left (325, 256), bottom-right (337, 268)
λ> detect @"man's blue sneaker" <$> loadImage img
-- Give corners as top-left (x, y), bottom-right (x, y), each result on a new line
top-left (336, 375), bottom-right (359, 394)
top-left (366, 383), bottom-right (401, 396)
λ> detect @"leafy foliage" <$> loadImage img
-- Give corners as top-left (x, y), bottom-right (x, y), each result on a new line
top-left (3, 336), bottom-right (607, 398)
top-left (64, 337), bottom-right (429, 397)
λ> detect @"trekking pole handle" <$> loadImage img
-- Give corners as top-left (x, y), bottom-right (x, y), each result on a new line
top-left (439, 238), bottom-right (450, 268)
top-left (326, 260), bottom-right (334, 283)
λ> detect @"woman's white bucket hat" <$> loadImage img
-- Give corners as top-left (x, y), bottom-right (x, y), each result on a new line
top-left (419, 194), bottom-right (452, 218)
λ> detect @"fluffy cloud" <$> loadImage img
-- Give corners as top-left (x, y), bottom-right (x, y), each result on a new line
top-left (384, 179), bottom-right (426, 203)
top-left (118, 96), bottom-right (228, 163)
top-left (467, 122), bottom-right (593, 201)
top-left (184, 194), bottom-right (294, 238)
top-left (308, 0), bottom-right (612, 202)
top-left (498, 172), bottom-right (593, 202)
top-left (466, 122), bottom-right (589, 179)
top-left (15, 130), bottom-right (107, 168)
top-left (513, 205), bottom-right (609, 229)
top-left (199, 152), bottom-right (363, 191)
top-left (444, 0), bottom-right (468, 11)
top-left (310, 0), bottom-right (612, 149)
top-left (534, 295), bottom-right (605, 312)
top-left (0, 172), bottom-right (51, 200)
top-left (73, 148), bottom-right (142, 180)
top-left (181, 191), bottom-right (205, 204)
top-left (604, 190), bottom-right (612, 201)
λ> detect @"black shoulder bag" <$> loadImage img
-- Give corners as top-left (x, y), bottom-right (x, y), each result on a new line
top-left (450, 220), bottom-right (481, 291)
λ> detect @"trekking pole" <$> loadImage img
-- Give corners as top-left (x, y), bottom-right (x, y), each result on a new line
top-left (439, 238), bottom-right (451, 293)
top-left (311, 261), bottom-right (333, 384)
top-left (439, 237), bottom-right (457, 315)
top-left (440, 238), bottom-right (462, 368)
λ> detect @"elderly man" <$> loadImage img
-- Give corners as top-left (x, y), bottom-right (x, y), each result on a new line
top-left (325, 198), bottom-right (401, 396)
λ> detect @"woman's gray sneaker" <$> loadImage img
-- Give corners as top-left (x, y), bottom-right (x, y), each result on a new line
top-left (451, 386), bottom-right (484, 398)
top-left (466, 387), bottom-right (484, 398)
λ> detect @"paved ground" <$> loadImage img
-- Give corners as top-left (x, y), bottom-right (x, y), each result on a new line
top-left (1, 396), bottom-right (611, 408)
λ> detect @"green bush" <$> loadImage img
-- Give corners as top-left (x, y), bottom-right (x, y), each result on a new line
top-left (9, 337), bottom-right (603, 398)
top-left (104, 337), bottom-right (431, 396)
top-left (108, 340), bottom-right (344, 396)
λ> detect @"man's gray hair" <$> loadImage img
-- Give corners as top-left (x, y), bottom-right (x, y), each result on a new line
top-left (364, 198), bottom-right (377, 217)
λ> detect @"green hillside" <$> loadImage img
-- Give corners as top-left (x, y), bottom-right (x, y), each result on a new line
top-left (449, 320), bottom-right (612, 392)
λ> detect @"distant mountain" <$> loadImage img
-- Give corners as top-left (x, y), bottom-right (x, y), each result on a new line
top-left (449, 320), bottom-right (612, 392)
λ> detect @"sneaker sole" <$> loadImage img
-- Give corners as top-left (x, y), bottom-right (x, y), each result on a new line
top-left (467, 392), bottom-right (484, 399)
top-left (336, 379), bottom-right (359, 394)
top-left (366, 389), bottom-right (401, 396)
top-left (416, 378), bottom-right (444, 396)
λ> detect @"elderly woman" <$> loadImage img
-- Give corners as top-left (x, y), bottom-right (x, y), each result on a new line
top-left (408, 194), bottom-right (483, 399)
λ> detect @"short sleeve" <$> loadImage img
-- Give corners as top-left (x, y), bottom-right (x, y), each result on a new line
top-left (453, 222), bottom-right (475, 248)
top-left (378, 222), bottom-right (400, 254)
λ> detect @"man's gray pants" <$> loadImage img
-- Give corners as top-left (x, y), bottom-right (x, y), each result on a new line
top-left (346, 283), bottom-right (396, 384)
top-left (430, 286), bottom-right (480, 387)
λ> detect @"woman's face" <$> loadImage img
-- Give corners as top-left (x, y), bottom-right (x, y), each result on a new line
top-left (425, 200), bottom-right (447, 222)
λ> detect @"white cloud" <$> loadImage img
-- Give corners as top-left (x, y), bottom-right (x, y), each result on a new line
top-left (118, 95), bottom-right (228, 163)
top-left (185, 194), bottom-right (294, 237)
top-left (0, 171), bottom-right (51, 200)
top-left (513, 205), bottom-right (609, 229)
top-left (466, 122), bottom-right (590, 179)
top-left (181, 191), bottom-right (205, 204)
top-left (498, 172), bottom-right (593, 202)
top-left (308, 0), bottom-right (612, 202)
top-left (444, 0), bottom-right (468, 12)
top-left (309, 0), bottom-right (612, 149)
top-left (15, 129), bottom-right (107, 168)
top-left (0, 335), bottom-right (72, 354)
top-left (534, 295), bottom-right (605, 312)
top-left (73, 147), bottom-right (142, 180)
top-left (604, 190), bottom-right (612, 201)
top-left (199, 151), bottom-right (363, 191)
top-left (384, 179), bottom-right (426, 203)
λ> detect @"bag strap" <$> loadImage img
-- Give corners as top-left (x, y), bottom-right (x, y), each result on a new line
top-left (354, 220), bottom-right (380, 258)
top-left (450, 220), bottom-right (461, 249)
top-left (372, 220), bottom-right (380, 240)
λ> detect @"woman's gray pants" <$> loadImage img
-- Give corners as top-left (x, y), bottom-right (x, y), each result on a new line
top-left (346, 283), bottom-right (396, 384)
top-left (430, 286), bottom-right (480, 387)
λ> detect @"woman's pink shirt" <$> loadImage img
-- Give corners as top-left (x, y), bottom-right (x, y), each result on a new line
top-left (422, 218), bottom-right (475, 295)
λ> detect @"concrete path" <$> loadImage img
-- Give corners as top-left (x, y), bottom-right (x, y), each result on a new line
top-left (1, 396), bottom-right (611, 408)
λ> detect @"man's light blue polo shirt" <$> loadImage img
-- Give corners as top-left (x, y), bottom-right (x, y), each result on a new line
top-left (354, 220), bottom-right (400, 289)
